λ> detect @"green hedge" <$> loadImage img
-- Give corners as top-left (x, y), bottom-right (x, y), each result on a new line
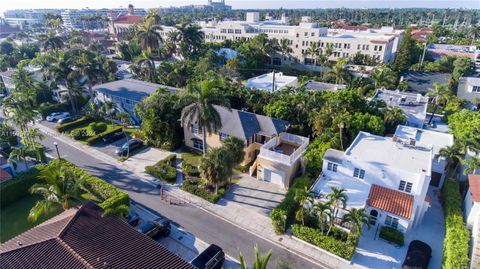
top-left (38, 102), bottom-right (70, 119)
top-left (379, 226), bottom-right (404, 246)
top-left (145, 154), bottom-right (177, 184)
top-left (291, 224), bottom-right (358, 260)
top-left (56, 116), bottom-right (95, 133)
top-left (0, 165), bottom-right (43, 207)
top-left (270, 176), bottom-right (314, 234)
top-left (85, 126), bottom-right (123, 146)
top-left (182, 180), bottom-right (225, 203)
top-left (442, 179), bottom-right (470, 269)
top-left (182, 161), bottom-right (200, 178)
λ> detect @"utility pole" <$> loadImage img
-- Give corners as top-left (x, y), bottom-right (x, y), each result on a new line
top-left (420, 42), bottom-right (428, 68)
top-left (272, 70), bottom-right (276, 92)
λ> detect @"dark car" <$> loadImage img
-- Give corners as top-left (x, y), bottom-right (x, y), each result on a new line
top-left (57, 117), bottom-right (73, 125)
top-left (127, 212), bottom-right (140, 227)
top-left (136, 218), bottom-right (171, 239)
top-left (102, 131), bottom-right (125, 143)
top-left (115, 139), bottom-right (143, 156)
top-left (191, 244), bottom-right (225, 269)
top-left (402, 240), bottom-right (432, 269)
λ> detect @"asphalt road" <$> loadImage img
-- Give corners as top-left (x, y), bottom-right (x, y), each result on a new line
top-left (39, 131), bottom-right (324, 269)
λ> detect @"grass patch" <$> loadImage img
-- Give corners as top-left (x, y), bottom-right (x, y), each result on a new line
top-left (67, 120), bottom-right (120, 142)
top-left (1, 195), bottom-right (61, 243)
top-left (182, 178), bottom-right (231, 203)
top-left (145, 154), bottom-right (177, 184)
top-left (180, 147), bottom-right (202, 167)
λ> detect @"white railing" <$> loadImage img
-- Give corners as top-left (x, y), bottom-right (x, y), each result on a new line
top-left (258, 133), bottom-right (309, 165)
top-left (280, 132), bottom-right (310, 145)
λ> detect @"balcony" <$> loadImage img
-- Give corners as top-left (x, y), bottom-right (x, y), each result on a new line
top-left (257, 132), bottom-right (309, 166)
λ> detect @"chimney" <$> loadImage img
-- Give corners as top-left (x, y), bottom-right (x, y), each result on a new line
top-left (128, 4), bottom-right (134, 15)
top-left (281, 12), bottom-right (290, 25)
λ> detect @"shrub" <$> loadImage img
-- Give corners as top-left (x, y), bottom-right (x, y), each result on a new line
top-left (182, 161), bottom-right (200, 178)
top-left (85, 126), bottom-right (123, 146)
top-left (442, 179), bottom-right (470, 269)
top-left (291, 224), bottom-right (358, 260)
top-left (145, 154), bottom-right (177, 184)
top-left (56, 116), bottom-right (95, 133)
top-left (182, 180), bottom-right (226, 203)
top-left (71, 129), bottom-right (89, 140)
top-left (379, 226), bottom-right (404, 246)
top-left (0, 165), bottom-right (43, 207)
top-left (89, 122), bottom-right (108, 135)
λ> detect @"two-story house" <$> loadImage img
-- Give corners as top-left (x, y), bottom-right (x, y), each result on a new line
top-left (311, 131), bottom-right (433, 233)
top-left (183, 105), bottom-right (309, 189)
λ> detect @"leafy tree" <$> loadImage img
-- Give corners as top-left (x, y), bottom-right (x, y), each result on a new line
top-left (312, 200), bottom-right (332, 234)
top-left (439, 144), bottom-right (463, 174)
top-left (370, 65), bottom-right (397, 89)
top-left (238, 244), bottom-right (272, 269)
top-left (136, 17), bottom-right (163, 57)
top-left (341, 208), bottom-right (370, 236)
top-left (170, 22), bottom-right (205, 60)
top-left (448, 110), bottom-right (480, 150)
top-left (39, 31), bottom-right (64, 51)
top-left (426, 83), bottom-right (450, 124)
top-left (394, 28), bottom-right (415, 72)
top-left (102, 204), bottom-right (130, 219)
top-left (134, 48), bottom-right (157, 83)
top-left (199, 147), bottom-right (231, 194)
top-left (326, 187), bottom-right (348, 235)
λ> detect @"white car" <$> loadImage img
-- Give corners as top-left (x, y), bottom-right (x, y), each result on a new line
top-left (46, 112), bottom-right (70, 122)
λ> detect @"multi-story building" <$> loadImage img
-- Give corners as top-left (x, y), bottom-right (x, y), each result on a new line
top-left (62, 6), bottom-right (146, 30)
top-left (108, 4), bottom-right (145, 40)
top-left (158, 12), bottom-right (399, 67)
top-left (245, 72), bottom-right (298, 92)
top-left (457, 76), bottom-right (480, 109)
top-left (3, 9), bottom-right (61, 28)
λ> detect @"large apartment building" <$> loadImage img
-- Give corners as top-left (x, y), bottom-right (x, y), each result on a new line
top-left (3, 9), bottom-right (61, 28)
top-left (158, 12), bottom-right (401, 67)
top-left (61, 6), bottom-right (146, 30)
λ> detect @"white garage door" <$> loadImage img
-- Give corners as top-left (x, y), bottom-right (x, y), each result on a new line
top-left (263, 168), bottom-right (284, 187)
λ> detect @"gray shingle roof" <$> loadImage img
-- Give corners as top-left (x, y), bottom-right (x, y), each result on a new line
top-left (93, 79), bottom-right (181, 103)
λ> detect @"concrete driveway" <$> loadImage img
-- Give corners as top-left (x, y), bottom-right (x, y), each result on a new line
top-left (220, 175), bottom-right (286, 216)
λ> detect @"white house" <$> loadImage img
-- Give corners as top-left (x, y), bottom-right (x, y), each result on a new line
top-left (457, 77), bottom-right (480, 110)
top-left (464, 174), bottom-right (480, 268)
top-left (311, 131), bottom-right (433, 233)
top-left (394, 125), bottom-right (454, 188)
top-left (245, 72), bottom-right (298, 92)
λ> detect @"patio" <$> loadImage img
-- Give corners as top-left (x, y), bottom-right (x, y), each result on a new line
top-left (352, 188), bottom-right (444, 269)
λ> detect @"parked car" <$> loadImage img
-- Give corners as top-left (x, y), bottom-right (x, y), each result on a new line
top-left (115, 139), bottom-right (143, 156)
top-left (46, 112), bottom-right (70, 122)
top-left (402, 240), bottom-right (432, 269)
top-left (57, 117), bottom-right (73, 125)
top-left (191, 244), bottom-right (225, 269)
top-left (102, 131), bottom-right (126, 143)
top-left (136, 218), bottom-right (171, 238)
top-left (127, 212), bottom-right (140, 227)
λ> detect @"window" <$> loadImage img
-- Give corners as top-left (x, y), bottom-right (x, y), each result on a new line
top-left (219, 132), bottom-right (228, 141)
top-left (385, 215), bottom-right (399, 229)
top-left (327, 162), bottom-right (338, 172)
top-left (234, 29), bottom-right (241, 34)
top-left (374, 45), bottom-right (378, 51)
top-left (353, 168), bottom-right (365, 179)
top-left (398, 180), bottom-right (413, 193)
top-left (220, 29), bottom-right (226, 33)
top-left (472, 86), bottom-right (480, 93)
top-left (227, 29), bottom-right (234, 34)
top-left (272, 57), bottom-right (281, 66)
top-left (378, 46), bottom-right (383, 51)
top-left (304, 32), bottom-right (308, 36)
top-left (191, 124), bottom-right (201, 135)
top-left (311, 32), bottom-right (315, 37)
top-left (193, 139), bottom-right (203, 151)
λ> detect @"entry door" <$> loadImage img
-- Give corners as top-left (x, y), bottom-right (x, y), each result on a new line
top-left (369, 210), bottom-right (378, 226)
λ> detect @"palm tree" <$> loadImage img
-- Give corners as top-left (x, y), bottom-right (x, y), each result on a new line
top-left (9, 146), bottom-right (32, 170)
top-left (28, 165), bottom-right (84, 221)
top-left (103, 100), bottom-right (118, 124)
top-left (137, 17), bottom-right (163, 57)
top-left (326, 187), bottom-right (348, 235)
top-left (294, 186), bottom-right (314, 225)
top-left (341, 208), bottom-right (371, 236)
top-left (119, 112), bottom-right (132, 157)
top-left (279, 38), bottom-right (293, 58)
top-left (312, 201), bottom-right (332, 234)
top-left (327, 58), bottom-right (350, 84)
top-left (305, 42), bottom-right (320, 65)
top-left (370, 65), bottom-right (397, 88)
top-left (74, 52), bottom-right (107, 102)
top-left (222, 136), bottom-right (245, 182)
top-left (134, 48), bottom-right (156, 83)
top-left (426, 83), bottom-right (450, 124)
top-left (462, 156), bottom-right (480, 175)
top-left (383, 107), bottom-right (407, 133)
top-left (171, 22), bottom-right (205, 60)
top-left (39, 30), bottom-right (64, 51)
top-left (238, 244), bottom-right (272, 269)
top-left (178, 79), bottom-right (231, 155)
top-left (439, 144), bottom-right (463, 174)
top-left (199, 147), bottom-right (230, 194)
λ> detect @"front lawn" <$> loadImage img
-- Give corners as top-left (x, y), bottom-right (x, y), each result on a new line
top-left (1, 195), bottom-right (61, 243)
top-left (180, 147), bottom-right (202, 167)
top-left (67, 120), bottom-right (121, 144)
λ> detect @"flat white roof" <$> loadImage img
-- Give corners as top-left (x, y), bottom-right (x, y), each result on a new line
top-left (345, 132), bottom-right (432, 175)
top-left (246, 72), bottom-right (297, 91)
top-left (394, 125), bottom-right (454, 156)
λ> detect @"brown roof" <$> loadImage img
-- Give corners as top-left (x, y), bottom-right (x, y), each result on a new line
top-left (469, 174), bottom-right (480, 202)
top-left (0, 202), bottom-right (195, 269)
top-left (367, 184), bottom-right (414, 219)
top-left (113, 15), bottom-right (144, 24)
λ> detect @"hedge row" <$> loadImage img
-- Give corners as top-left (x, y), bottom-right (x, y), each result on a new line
top-left (291, 224), bottom-right (358, 260)
top-left (38, 102), bottom-right (71, 119)
top-left (145, 154), bottom-right (177, 184)
top-left (442, 179), bottom-right (470, 269)
top-left (270, 176), bottom-right (314, 234)
top-left (0, 165), bottom-right (43, 207)
top-left (182, 180), bottom-right (225, 203)
top-left (56, 116), bottom-right (95, 133)
top-left (85, 126), bottom-right (123, 146)
top-left (379, 226), bottom-right (404, 246)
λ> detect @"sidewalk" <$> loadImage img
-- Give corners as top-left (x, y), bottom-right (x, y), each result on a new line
top-left (36, 122), bottom-right (354, 269)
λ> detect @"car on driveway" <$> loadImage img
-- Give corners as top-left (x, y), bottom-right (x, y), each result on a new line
top-left (136, 218), bottom-right (171, 239)
top-left (402, 240), bottom-right (432, 269)
top-left (191, 244), bottom-right (225, 269)
top-left (57, 116), bottom-right (73, 125)
top-left (46, 112), bottom-right (70, 122)
top-left (103, 131), bottom-right (126, 143)
top-left (115, 139), bottom-right (143, 156)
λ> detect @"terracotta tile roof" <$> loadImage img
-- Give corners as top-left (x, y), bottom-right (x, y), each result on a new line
top-left (367, 184), bottom-right (414, 219)
top-left (469, 174), bottom-right (480, 202)
top-left (113, 15), bottom-right (144, 24)
top-left (0, 168), bottom-right (12, 182)
top-left (0, 202), bottom-right (195, 269)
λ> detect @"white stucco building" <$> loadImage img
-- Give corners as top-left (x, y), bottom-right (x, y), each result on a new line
top-left (245, 72), bottom-right (298, 92)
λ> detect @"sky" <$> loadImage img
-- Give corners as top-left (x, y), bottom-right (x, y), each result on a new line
top-left (1, 0), bottom-right (479, 15)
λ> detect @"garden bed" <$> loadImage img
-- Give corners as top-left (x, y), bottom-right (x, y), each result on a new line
top-left (182, 178), bottom-right (231, 203)
top-left (145, 154), bottom-right (177, 184)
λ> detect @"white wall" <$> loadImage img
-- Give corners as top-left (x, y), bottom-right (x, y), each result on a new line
top-left (465, 187), bottom-right (480, 229)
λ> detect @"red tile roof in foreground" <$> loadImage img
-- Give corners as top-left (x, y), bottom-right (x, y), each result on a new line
top-left (0, 202), bottom-right (195, 269)
top-left (367, 184), bottom-right (414, 219)
top-left (469, 174), bottom-right (480, 202)
top-left (113, 15), bottom-right (144, 24)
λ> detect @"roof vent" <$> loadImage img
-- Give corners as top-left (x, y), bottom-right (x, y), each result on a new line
top-left (16, 241), bottom-right (22, 246)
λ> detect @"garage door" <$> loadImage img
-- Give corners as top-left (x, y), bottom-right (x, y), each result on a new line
top-left (263, 168), bottom-right (284, 187)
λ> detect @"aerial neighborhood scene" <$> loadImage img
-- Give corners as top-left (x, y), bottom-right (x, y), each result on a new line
top-left (1, 0), bottom-right (480, 268)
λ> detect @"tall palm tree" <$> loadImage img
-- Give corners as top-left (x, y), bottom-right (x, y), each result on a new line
top-left (439, 144), bottom-right (463, 174)
top-left (326, 187), bottom-right (348, 235)
top-left (279, 38), bottom-right (293, 58)
top-left (137, 17), bottom-right (163, 57)
top-left (39, 30), bottom-right (64, 51)
top-left (9, 146), bottom-right (32, 170)
top-left (294, 186), bottom-right (314, 225)
top-left (327, 58), bottom-right (350, 84)
top-left (238, 244), bottom-right (272, 269)
top-left (74, 52), bottom-right (107, 103)
top-left (134, 48), bottom-right (156, 83)
top-left (462, 156), bottom-right (480, 175)
top-left (172, 22), bottom-right (205, 60)
top-left (426, 83), bottom-right (450, 124)
top-left (178, 79), bottom-right (231, 155)
top-left (341, 208), bottom-right (371, 236)
top-left (199, 147), bottom-right (230, 194)
top-left (312, 201), bottom-right (332, 234)
top-left (305, 42), bottom-right (320, 65)
top-left (383, 107), bottom-right (407, 133)
top-left (370, 65), bottom-right (397, 88)
top-left (28, 165), bottom-right (84, 221)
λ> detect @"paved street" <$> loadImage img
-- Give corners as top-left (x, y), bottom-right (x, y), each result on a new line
top-left (39, 129), bottom-right (324, 269)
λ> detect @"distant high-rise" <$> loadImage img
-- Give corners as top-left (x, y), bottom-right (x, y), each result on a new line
top-left (3, 9), bottom-right (61, 28)
top-left (61, 6), bottom-right (146, 30)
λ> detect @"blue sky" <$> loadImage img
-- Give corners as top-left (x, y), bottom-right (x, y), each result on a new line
top-left (1, 0), bottom-right (479, 14)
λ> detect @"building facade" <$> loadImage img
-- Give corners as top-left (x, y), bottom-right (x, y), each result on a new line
top-left (3, 9), bottom-right (61, 28)
top-left (108, 4), bottom-right (145, 40)
top-left (457, 76), bottom-right (480, 108)
top-left (62, 6), bottom-right (146, 30)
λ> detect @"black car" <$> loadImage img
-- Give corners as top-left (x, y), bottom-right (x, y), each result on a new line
top-left (136, 218), bottom-right (171, 239)
top-left (127, 212), bottom-right (140, 227)
top-left (402, 240), bottom-right (432, 269)
top-left (115, 139), bottom-right (143, 156)
top-left (57, 117), bottom-right (73, 125)
top-left (103, 131), bottom-right (125, 143)
top-left (191, 244), bottom-right (225, 269)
